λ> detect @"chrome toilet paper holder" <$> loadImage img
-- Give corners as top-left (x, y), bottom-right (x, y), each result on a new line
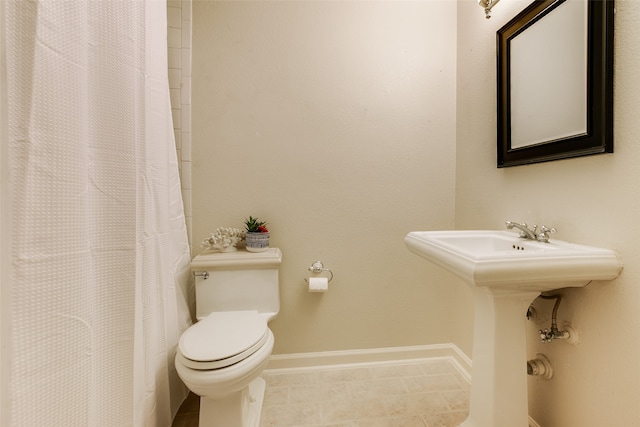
top-left (305, 261), bottom-right (334, 283)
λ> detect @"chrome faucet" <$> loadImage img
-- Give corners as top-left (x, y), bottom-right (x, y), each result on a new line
top-left (505, 221), bottom-right (556, 242)
top-left (505, 221), bottom-right (538, 240)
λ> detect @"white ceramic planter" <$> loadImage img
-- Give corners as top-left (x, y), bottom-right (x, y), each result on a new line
top-left (245, 232), bottom-right (269, 252)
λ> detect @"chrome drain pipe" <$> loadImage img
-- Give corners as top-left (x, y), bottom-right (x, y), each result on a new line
top-left (527, 354), bottom-right (553, 380)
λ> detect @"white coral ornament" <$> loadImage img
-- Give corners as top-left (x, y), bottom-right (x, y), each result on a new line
top-left (201, 227), bottom-right (245, 252)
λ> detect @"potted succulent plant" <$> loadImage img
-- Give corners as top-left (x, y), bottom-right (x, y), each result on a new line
top-left (244, 216), bottom-right (270, 252)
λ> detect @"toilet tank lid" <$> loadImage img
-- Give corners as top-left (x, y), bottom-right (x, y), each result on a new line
top-left (191, 247), bottom-right (282, 271)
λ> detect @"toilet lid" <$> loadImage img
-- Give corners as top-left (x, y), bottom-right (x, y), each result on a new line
top-left (178, 310), bottom-right (268, 370)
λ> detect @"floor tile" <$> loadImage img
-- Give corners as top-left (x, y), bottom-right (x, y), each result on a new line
top-left (423, 410), bottom-right (469, 427)
top-left (321, 397), bottom-right (389, 423)
top-left (418, 360), bottom-right (459, 376)
top-left (290, 382), bottom-right (351, 404)
top-left (356, 415), bottom-right (428, 427)
top-left (264, 371), bottom-right (320, 387)
top-left (171, 359), bottom-right (470, 427)
top-left (403, 373), bottom-right (464, 394)
top-left (384, 392), bottom-right (451, 417)
top-left (370, 363), bottom-right (424, 379)
top-left (261, 401), bottom-right (322, 427)
top-left (318, 367), bottom-right (372, 383)
top-left (348, 377), bottom-right (407, 400)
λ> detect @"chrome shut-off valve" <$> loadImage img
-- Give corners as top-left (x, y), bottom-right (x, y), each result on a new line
top-left (539, 327), bottom-right (569, 343)
top-left (534, 294), bottom-right (580, 344)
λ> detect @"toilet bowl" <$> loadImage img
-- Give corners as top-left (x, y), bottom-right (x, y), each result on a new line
top-left (175, 311), bottom-right (274, 427)
top-left (175, 249), bottom-right (282, 427)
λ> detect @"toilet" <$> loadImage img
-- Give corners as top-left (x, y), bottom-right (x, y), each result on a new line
top-left (175, 248), bottom-right (282, 427)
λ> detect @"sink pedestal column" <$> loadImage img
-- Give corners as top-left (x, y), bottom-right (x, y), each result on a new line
top-left (459, 287), bottom-right (540, 427)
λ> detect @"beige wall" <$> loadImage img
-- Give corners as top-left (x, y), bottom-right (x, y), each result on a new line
top-left (456, 1), bottom-right (640, 426)
top-left (191, 0), bottom-right (640, 423)
top-left (191, 1), bottom-right (458, 354)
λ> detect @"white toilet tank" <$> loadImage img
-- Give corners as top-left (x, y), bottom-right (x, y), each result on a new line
top-left (190, 248), bottom-right (282, 322)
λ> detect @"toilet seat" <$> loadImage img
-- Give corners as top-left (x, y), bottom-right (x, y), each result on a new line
top-left (178, 310), bottom-right (269, 370)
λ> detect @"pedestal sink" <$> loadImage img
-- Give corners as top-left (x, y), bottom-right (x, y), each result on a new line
top-left (405, 230), bottom-right (622, 427)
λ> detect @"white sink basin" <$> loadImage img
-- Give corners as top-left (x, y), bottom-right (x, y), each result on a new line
top-left (405, 229), bottom-right (623, 427)
top-left (405, 230), bottom-right (622, 291)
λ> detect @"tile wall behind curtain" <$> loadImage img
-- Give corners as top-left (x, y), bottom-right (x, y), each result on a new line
top-left (167, 0), bottom-right (193, 245)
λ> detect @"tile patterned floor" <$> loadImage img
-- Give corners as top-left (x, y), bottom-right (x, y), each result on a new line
top-left (172, 359), bottom-right (470, 427)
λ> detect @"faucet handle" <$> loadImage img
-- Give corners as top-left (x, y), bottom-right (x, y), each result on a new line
top-left (537, 225), bottom-right (557, 242)
top-left (539, 329), bottom-right (552, 343)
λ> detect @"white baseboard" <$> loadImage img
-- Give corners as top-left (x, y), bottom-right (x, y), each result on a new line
top-left (265, 343), bottom-right (472, 379)
top-left (529, 418), bottom-right (542, 427)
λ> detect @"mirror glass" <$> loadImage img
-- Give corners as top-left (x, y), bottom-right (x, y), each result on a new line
top-left (510, 0), bottom-right (587, 149)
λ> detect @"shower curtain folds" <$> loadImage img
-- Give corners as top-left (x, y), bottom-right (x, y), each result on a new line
top-left (5, 1), bottom-right (192, 425)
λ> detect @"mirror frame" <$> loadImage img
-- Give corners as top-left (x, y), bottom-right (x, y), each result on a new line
top-left (497, 0), bottom-right (614, 168)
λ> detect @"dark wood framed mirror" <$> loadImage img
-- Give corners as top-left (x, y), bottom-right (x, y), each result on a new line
top-left (497, 0), bottom-right (614, 168)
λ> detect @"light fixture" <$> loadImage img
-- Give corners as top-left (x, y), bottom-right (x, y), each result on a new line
top-left (479, 0), bottom-right (502, 19)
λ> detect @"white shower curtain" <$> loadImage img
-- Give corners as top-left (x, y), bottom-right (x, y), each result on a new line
top-left (5, 1), bottom-right (192, 426)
